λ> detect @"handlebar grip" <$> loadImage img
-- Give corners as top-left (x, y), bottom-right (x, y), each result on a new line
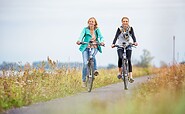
top-left (80, 42), bottom-right (87, 45)
top-left (114, 45), bottom-right (119, 48)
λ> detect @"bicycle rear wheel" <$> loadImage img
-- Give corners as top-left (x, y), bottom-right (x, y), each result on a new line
top-left (87, 60), bottom-right (94, 92)
top-left (122, 59), bottom-right (129, 90)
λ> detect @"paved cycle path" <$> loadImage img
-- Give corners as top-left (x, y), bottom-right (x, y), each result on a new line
top-left (4, 75), bottom-right (150, 114)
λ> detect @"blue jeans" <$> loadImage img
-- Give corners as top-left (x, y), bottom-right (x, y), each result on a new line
top-left (82, 48), bottom-right (98, 82)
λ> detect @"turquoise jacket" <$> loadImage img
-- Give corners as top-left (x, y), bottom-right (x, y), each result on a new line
top-left (77, 27), bottom-right (104, 53)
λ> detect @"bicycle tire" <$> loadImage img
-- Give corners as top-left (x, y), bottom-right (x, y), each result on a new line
top-left (122, 59), bottom-right (129, 90)
top-left (87, 59), bottom-right (94, 92)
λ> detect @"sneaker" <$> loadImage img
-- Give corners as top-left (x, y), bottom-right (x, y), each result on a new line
top-left (82, 81), bottom-right (86, 88)
top-left (117, 74), bottom-right (122, 79)
top-left (128, 77), bottom-right (134, 83)
top-left (94, 70), bottom-right (99, 76)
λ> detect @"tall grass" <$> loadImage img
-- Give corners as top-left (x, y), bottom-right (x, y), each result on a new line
top-left (0, 58), bottom-right (157, 112)
top-left (0, 66), bottom-right (83, 112)
top-left (73, 64), bottom-right (185, 114)
top-left (132, 64), bottom-right (185, 114)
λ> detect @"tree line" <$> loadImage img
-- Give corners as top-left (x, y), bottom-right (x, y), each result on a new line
top-left (0, 49), bottom-right (155, 70)
top-left (0, 61), bottom-right (83, 71)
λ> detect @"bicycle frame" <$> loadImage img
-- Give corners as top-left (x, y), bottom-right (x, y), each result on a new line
top-left (122, 46), bottom-right (129, 90)
top-left (87, 47), bottom-right (94, 78)
top-left (87, 47), bottom-right (94, 92)
top-left (114, 42), bottom-right (135, 90)
top-left (80, 41), bottom-right (103, 92)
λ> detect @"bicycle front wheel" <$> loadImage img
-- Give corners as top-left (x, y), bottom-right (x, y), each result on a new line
top-left (87, 60), bottom-right (94, 92)
top-left (122, 59), bottom-right (129, 90)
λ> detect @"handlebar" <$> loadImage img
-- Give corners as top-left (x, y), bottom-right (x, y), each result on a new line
top-left (80, 41), bottom-right (105, 47)
top-left (113, 42), bottom-right (136, 48)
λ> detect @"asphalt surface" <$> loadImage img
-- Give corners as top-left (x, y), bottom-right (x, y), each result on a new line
top-left (3, 75), bottom-right (150, 114)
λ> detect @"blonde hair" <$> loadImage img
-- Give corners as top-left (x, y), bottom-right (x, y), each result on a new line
top-left (121, 17), bottom-right (129, 22)
top-left (88, 17), bottom-right (98, 29)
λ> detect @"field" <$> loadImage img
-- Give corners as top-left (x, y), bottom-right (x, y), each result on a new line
top-left (79, 64), bottom-right (185, 114)
top-left (0, 60), bottom-right (156, 112)
top-left (1, 63), bottom-right (184, 114)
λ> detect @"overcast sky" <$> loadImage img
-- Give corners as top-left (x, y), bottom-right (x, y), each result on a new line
top-left (0, 0), bottom-right (185, 67)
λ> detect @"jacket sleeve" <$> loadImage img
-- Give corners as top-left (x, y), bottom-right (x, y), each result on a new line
top-left (129, 27), bottom-right (137, 42)
top-left (112, 28), bottom-right (121, 44)
top-left (96, 28), bottom-right (104, 42)
top-left (77, 27), bottom-right (86, 41)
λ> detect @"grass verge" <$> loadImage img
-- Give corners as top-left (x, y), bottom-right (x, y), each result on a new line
top-left (0, 64), bottom-right (156, 112)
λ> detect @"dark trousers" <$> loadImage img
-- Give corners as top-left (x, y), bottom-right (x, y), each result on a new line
top-left (117, 48), bottom-right (132, 72)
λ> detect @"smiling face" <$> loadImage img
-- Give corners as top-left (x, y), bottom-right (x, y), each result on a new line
top-left (88, 19), bottom-right (95, 27)
top-left (88, 17), bottom-right (98, 29)
top-left (121, 17), bottom-right (129, 28)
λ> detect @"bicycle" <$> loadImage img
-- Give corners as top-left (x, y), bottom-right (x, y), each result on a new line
top-left (113, 42), bottom-right (136, 90)
top-left (80, 41), bottom-right (104, 92)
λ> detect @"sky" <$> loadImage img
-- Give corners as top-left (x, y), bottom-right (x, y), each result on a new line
top-left (0, 0), bottom-right (185, 67)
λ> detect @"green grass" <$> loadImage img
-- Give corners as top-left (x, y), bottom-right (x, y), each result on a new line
top-left (0, 59), bottom-right (157, 112)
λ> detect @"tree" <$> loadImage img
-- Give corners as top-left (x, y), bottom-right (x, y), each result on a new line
top-left (107, 64), bottom-right (116, 69)
top-left (136, 49), bottom-right (154, 68)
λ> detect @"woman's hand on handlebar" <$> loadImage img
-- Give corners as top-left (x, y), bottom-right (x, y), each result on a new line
top-left (111, 44), bottom-right (115, 48)
top-left (76, 41), bottom-right (81, 45)
top-left (133, 42), bottom-right (138, 46)
top-left (100, 42), bottom-right (105, 46)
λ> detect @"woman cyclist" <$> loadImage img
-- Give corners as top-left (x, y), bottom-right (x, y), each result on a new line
top-left (76, 17), bottom-right (105, 87)
top-left (111, 17), bottom-right (138, 83)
